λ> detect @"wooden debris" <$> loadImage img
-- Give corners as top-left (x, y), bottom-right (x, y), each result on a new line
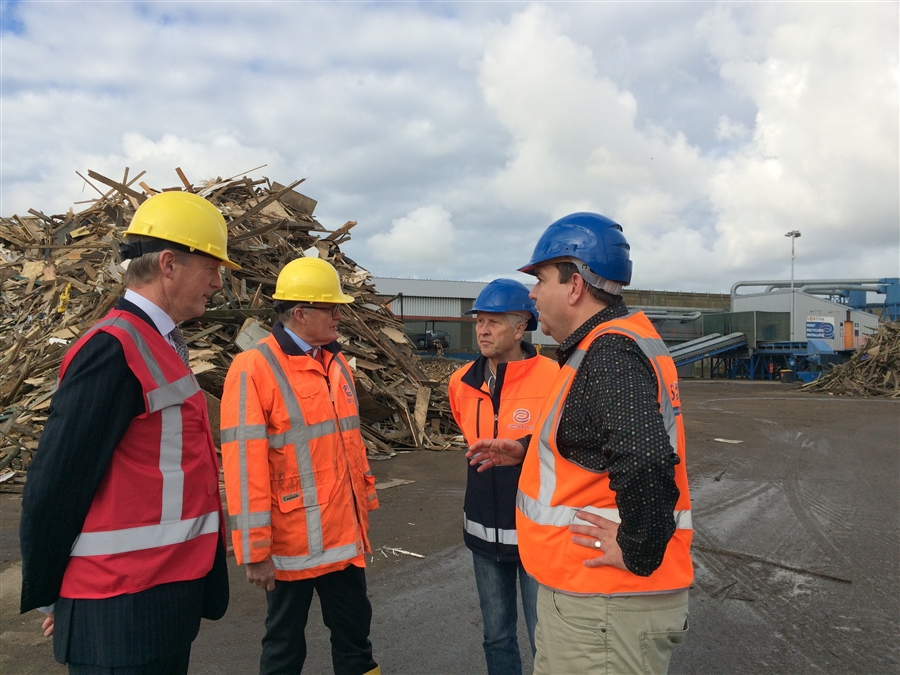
top-left (0, 167), bottom-right (465, 477)
top-left (380, 546), bottom-right (425, 559)
top-left (801, 321), bottom-right (900, 397)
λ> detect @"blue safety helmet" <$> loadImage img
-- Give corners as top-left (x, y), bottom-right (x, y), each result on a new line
top-left (464, 278), bottom-right (538, 331)
top-left (518, 212), bottom-right (632, 286)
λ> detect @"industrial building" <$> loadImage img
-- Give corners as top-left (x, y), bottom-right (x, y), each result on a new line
top-left (670, 278), bottom-right (897, 381)
top-left (371, 277), bottom-right (731, 352)
top-left (372, 275), bottom-right (898, 382)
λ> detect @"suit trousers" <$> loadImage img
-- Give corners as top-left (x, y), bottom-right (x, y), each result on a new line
top-left (260, 564), bottom-right (377, 675)
top-left (67, 648), bottom-right (191, 675)
top-left (54, 579), bottom-right (204, 670)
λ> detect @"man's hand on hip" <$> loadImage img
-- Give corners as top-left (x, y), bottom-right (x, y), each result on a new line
top-left (569, 510), bottom-right (628, 571)
top-left (246, 559), bottom-right (276, 591)
top-left (466, 438), bottom-right (525, 472)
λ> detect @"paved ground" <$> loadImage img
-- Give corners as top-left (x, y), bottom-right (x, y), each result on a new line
top-left (2, 380), bottom-right (898, 674)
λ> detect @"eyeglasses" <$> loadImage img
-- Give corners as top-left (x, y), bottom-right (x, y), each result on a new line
top-left (299, 304), bottom-right (343, 318)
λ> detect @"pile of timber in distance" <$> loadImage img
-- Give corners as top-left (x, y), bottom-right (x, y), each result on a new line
top-left (801, 320), bottom-right (900, 397)
top-left (0, 167), bottom-right (464, 491)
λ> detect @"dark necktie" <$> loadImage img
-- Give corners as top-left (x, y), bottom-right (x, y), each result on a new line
top-left (312, 348), bottom-right (327, 368)
top-left (169, 326), bottom-right (190, 367)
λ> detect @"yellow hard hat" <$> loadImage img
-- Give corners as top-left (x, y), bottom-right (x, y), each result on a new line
top-left (274, 257), bottom-right (354, 304)
top-left (123, 191), bottom-right (241, 270)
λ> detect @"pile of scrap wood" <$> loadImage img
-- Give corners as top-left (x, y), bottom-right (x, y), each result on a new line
top-left (419, 357), bottom-right (469, 384)
top-left (0, 167), bottom-right (464, 490)
top-left (801, 320), bottom-right (900, 397)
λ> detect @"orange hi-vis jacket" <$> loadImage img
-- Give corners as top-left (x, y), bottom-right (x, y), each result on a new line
top-left (448, 345), bottom-right (558, 562)
top-left (59, 309), bottom-right (223, 599)
top-left (516, 311), bottom-right (693, 596)
top-left (220, 323), bottom-right (379, 581)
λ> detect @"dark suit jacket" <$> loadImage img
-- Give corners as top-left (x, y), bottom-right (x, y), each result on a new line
top-left (19, 298), bottom-right (229, 666)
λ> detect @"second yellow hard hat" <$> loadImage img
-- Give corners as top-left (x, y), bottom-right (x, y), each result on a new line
top-left (274, 257), bottom-right (354, 304)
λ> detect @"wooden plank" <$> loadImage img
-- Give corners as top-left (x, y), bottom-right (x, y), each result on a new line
top-left (175, 167), bottom-right (193, 190)
top-left (323, 220), bottom-right (356, 242)
top-left (87, 170), bottom-right (147, 203)
top-left (225, 179), bottom-right (305, 231)
top-left (413, 385), bottom-right (431, 446)
top-left (271, 182), bottom-right (318, 217)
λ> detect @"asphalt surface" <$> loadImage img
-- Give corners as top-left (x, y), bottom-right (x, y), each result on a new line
top-left (1, 380), bottom-right (898, 674)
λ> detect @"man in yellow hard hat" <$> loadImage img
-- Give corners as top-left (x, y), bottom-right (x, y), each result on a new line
top-left (220, 256), bottom-right (381, 675)
top-left (20, 191), bottom-right (237, 674)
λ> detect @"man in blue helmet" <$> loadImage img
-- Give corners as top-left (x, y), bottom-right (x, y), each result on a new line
top-left (448, 279), bottom-right (559, 675)
top-left (467, 215), bottom-right (693, 675)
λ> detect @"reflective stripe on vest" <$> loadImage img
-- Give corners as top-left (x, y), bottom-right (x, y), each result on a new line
top-left (69, 315), bottom-right (209, 558)
top-left (272, 542), bottom-right (361, 570)
top-left (516, 497), bottom-right (693, 531)
top-left (463, 514), bottom-right (518, 546)
top-left (220, 341), bottom-right (362, 572)
top-left (72, 511), bottom-right (220, 556)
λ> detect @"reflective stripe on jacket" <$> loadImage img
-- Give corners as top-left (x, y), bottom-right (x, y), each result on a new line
top-left (448, 344), bottom-right (558, 562)
top-left (516, 311), bottom-right (693, 596)
top-left (220, 322), bottom-right (378, 581)
top-left (59, 309), bottom-right (223, 599)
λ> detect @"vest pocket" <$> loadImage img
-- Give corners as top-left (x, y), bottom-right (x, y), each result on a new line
top-left (273, 475), bottom-right (334, 512)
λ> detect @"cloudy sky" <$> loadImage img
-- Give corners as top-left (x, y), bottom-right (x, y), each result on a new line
top-left (1, 1), bottom-right (897, 294)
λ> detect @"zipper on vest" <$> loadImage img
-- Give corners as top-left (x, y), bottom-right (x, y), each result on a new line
top-left (492, 404), bottom-right (500, 559)
top-left (491, 467), bottom-right (501, 561)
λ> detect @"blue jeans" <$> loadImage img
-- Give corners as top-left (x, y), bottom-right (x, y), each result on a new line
top-left (472, 552), bottom-right (538, 675)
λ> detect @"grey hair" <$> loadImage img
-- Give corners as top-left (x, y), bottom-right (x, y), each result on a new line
top-left (505, 311), bottom-right (531, 331)
top-left (123, 236), bottom-right (191, 287)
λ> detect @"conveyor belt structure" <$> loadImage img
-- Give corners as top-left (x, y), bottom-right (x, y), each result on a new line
top-left (668, 332), bottom-right (748, 365)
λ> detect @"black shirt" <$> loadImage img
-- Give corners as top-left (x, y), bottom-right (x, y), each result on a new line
top-left (554, 298), bottom-right (680, 576)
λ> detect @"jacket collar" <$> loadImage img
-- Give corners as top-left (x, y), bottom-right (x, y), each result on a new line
top-left (460, 340), bottom-right (538, 391)
top-left (116, 297), bottom-right (159, 334)
top-left (272, 320), bottom-right (341, 359)
top-left (557, 297), bottom-right (629, 365)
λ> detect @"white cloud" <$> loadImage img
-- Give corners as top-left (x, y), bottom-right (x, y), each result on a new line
top-left (1, 1), bottom-right (897, 293)
top-left (367, 206), bottom-right (456, 275)
top-left (715, 115), bottom-right (750, 141)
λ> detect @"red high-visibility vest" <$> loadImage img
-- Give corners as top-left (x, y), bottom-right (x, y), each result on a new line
top-left (59, 310), bottom-right (223, 599)
top-left (220, 332), bottom-right (379, 581)
top-left (516, 311), bottom-right (693, 595)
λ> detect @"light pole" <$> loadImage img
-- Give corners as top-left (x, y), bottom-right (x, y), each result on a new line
top-left (785, 230), bottom-right (801, 342)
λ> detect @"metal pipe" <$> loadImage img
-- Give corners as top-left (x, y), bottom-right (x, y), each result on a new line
top-left (632, 305), bottom-right (724, 314)
top-left (643, 311), bottom-right (703, 322)
top-left (798, 285), bottom-right (881, 293)
top-left (731, 278), bottom-right (882, 298)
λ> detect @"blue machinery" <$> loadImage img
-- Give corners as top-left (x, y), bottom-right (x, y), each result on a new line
top-left (669, 333), bottom-right (844, 382)
top-left (681, 277), bottom-right (900, 380)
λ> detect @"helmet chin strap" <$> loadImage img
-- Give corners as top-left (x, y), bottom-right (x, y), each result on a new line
top-left (562, 258), bottom-right (623, 296)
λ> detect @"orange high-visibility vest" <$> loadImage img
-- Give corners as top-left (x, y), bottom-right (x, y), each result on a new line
top-left (59, 310), bottom-right (223, 599)
top-left (220, 331), bottom-right (378, 581)
top-left (517, 311), bottom-right (693, 596)
top-left (449, 351), bottom-right (558, 559)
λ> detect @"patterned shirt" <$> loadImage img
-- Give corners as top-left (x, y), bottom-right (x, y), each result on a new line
top-left (554, 298), bottom-right (681, 576)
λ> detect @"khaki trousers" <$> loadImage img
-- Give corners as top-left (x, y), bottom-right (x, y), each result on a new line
top-left (533, 586), bottom-right (689, 675)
